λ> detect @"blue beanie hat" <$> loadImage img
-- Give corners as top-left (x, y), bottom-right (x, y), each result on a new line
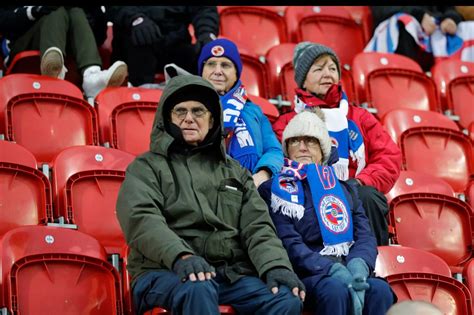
top-left (197, 38), bottom-right (243, 79)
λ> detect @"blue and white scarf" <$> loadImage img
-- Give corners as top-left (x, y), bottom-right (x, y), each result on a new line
top-left (365, 13), bottom-right (474, 62)
top-left (221, 80), bottom-right (258, 172)
top-left (271, 159), bottom-right (354, 256)
top-left (295, 92), bottom-right (366, 181)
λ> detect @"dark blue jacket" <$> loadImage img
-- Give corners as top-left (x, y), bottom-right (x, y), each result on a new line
top-left (258, 177), bottom-right (377, 283)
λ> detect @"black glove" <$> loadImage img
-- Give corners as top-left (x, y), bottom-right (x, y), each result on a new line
top-left (265, 268), bottom-right (306, 294)
top-left (194, 32), bottom-right (216, 54)
top-left (31, 6), bottom-right (58, 20)
top-left (129, 15), bottom-right (162, 46)
top-left (172, 255), bottom-right (215, 281)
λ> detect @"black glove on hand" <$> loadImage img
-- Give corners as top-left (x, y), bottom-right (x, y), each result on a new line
top-left (31, 6), bottom-right (58, 20)
top-left (172, 255), bottom-right (215, 282)
top-left (194, 32), bottom-right (216, 54)
top-left (265, 268), bottom-right (306, 296)
top-left (130, 15), bottom-right (162, 46)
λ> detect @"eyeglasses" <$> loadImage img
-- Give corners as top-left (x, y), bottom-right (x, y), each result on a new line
top-left (172, 107), bottom-right (209, 119)
top-left (288, 137), bottom-right (320, 148)
top-left (203, 60), bottom-right (234, 70)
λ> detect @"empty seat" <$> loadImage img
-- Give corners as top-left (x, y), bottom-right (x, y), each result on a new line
top-left (0, 225), bottom-right (123, 315)
top-left (4, 50), bottom-right (41, 76)
top-left (218, 6), bottom-right (288, 58)
top-left (446, 74), bottom-right (474, 129)
top-left (285, 6), bottom-right (366, 67)
top-left (382, 108), bottom-right (460, 145)
top-left (386, 272), bottom-right (472, 315)
top-left (0, 141), bottom-right (53, 238)
top-left (341, 6), bottom-right (373, 43)
top-left (385, 170), bottom-right (455, 204)
top-left (95, 87), bottom-right (161, 156)
top-left (431, 59), bottom-right (474, 112)
top-left (240, 50), bottom-right (270, 98)
top-left (462, 258), bottom-right (474, 303)
top-left (352, 52), bottom-right (439, 118)
top-left (0, 74), bottom-right (99, 165)
top-left (389, 192), bottom-right (473, 273)
top-left (51, 145), bottom-right (135, 254)
top-left (375, 245), bottom-right (452, 278)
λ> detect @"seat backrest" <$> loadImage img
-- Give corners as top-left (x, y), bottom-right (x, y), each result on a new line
top-left (219, 6), bottom-right (288, 57)
top-left (385, 170), bottom-right (455, 204)
top-left (0, 225), bottom-right (122, 315)
top-left (352, 52), bottom-right (423, 104)
top-left (386, 272), bottom-right (472, 315)
top-left (95, 86), bottom-right (161, 156)
top-left (247, 94), bottom-right (279, 123)
top-left (285, 6), bottom-right (366, 67)
top-left (341, 6), bottom-right (373, 43)
top-left (462, 258), bottom-right (474, 304)
top-left (0, 141), bottom-right (53, 238)
top-left (51, 145), bottom-right (135, 254)
top-left (400, 127), bottom-right (474, 193)
top-left (389, 193), bottom-right (473, 271)
top-left (375, 245), bottom-right (452, 278)
top-left (382, 108), bottom-right (460, 145)
top-left (0, 74), bottom-right (99, 165)
top-left (431, 59), bottom-right (474, 111)
top-left (446, 75), bottom-right (474, 129)
top-left (4, 50), bottom-right (41, 76)
top-left (240, 50), bottom-right (270, 98)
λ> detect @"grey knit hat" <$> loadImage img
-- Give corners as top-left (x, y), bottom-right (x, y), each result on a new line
top-left (282, 108), bottom-right (332, 165)
top-left (293, 42), bottom-right (341, 89)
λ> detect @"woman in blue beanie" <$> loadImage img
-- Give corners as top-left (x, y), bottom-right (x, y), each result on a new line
top-left (198, 38), bottom-right (283, 187)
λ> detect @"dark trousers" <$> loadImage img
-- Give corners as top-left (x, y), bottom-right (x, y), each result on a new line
top-left (9, 7), bottom-right (102, 73)
top-left (357, 185), bottom-right (390, 246)
top-left (133, 270), bottom-right (303, 315)
top-left (303, 276), bottom-right (394, 315)
top-left (396, 21), bottom-right (434, 72)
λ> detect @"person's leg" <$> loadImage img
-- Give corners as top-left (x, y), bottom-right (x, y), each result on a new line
top-left (396, 22), bottom-right (434, 72)
top-left (357, 185), bottom-right (389, 246)
top-left (162, 42), bottom-right (199, 75)
top-left (363, 278), bottom-right (395, 315)
top-left (132, 270), bottom-right (220, 315)
top-left (218, 276), bottom-right (302, 315)
top-left (303, 276), bottom-right (350, 315)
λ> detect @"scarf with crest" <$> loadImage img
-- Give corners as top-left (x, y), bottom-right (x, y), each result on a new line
top-left (294, 84), bottom-right (365, 180)
top-left (271, 158), bottom-right (354, 256)
top-left (221, 80), bottom-right (258, 172)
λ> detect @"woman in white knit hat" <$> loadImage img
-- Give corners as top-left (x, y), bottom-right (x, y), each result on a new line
top-left (272, 42), bottom-right (402, 246)
top-left (259, 109), bottom-right (395, 315)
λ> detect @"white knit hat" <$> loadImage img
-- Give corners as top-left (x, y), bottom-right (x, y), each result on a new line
top-left (282, 109), bottom-right (332, 165)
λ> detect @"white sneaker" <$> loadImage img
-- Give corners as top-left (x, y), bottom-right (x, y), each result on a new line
top-left (41, 47), bottom-right (67, 79)
top-left (82, 61), bottom-right (128, 100)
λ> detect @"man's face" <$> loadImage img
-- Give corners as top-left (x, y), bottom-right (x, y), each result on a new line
top-left (201, 57), bottom-right (237, 95)
top-left (171, 101), bottom-right (214, 146)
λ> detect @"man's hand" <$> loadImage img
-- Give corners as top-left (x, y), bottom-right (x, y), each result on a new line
top-left (265, 268), bottom-right (306, 301)
top-left (421, 13), bottom-right (437, 35)
top-left (130, 15), bottom-right (162, 46)
top-left (252, 169), bottom-right (271, 188)
top-left (440, 18), bottom-right (457, 35)
top-left (172, 254), bottom-right (216, 282)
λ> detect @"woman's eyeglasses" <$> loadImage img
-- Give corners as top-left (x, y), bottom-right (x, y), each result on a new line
top-left (288, 137), bottom-right (320, 148)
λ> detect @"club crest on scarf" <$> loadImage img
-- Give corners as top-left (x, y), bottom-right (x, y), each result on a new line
top-left (319, 195), bottom-right (350, 233)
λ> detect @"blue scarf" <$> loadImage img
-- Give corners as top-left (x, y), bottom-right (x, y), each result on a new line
top-left (271, 159), bottom-right (354, 256)
top-left (221, 80), bottom-right (258, 172)
top-left (295, 91), bottom-right (366, 180)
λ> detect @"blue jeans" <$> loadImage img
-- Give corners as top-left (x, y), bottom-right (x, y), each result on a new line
top-left (133, 270), bottom-right (303, 315)
top-left (303, 276), bottom-right (394, 315)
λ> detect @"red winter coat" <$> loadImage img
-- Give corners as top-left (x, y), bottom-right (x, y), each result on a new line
top-left (273, 106), bottom-right (402, 194)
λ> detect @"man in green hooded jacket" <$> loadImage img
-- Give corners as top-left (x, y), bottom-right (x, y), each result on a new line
top-left (116, 74), bottom-right (305, 315)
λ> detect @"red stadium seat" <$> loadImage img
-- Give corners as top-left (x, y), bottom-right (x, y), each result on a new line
top-left (218, 6), bottom-right (288, 57)
top-left (382, 108), bottom-right (460, 145)
top-left (0, 74), bottom-right (99, 165)
top-left (247, 94), bottom-right (279, 123)
top-left (4, 50), bottom-right (41, 76)
top-left (51, 145), bottom-right (135, 254)
top-left (446, 74), bottom-right (474, 129)
top-left (468, 181), bottom-right (474, 214)
top-left (0, 226), bottom-right (123, 314)
top-left (240, 50), bottom-right (270, 98)
top-left (352, 52), bottom-right (436, 110)
top-left (95, 87), bottom-right (161, 156)
top-left (431, 59), bottom-right (474, 113)
top-left (389, 193), bottom-right (473, 273)
top-left (463, 258), bottom-right (474, 303)
top-left (342, 6), bottom-right (373, 43)
top-left (375, 245), bottom-right (452, 278)
top-left (386, 273), bottom-right (472, 315)
top-left (0, 141), bottom-right (53, 238)
top-left (385, 170), bottom-right (455, 204)
top-left (285, 6), bottom-right (366, 67)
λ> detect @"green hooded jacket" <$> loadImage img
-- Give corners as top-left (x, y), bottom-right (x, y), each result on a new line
top-left (116, 75), bottom-right (293, 285)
